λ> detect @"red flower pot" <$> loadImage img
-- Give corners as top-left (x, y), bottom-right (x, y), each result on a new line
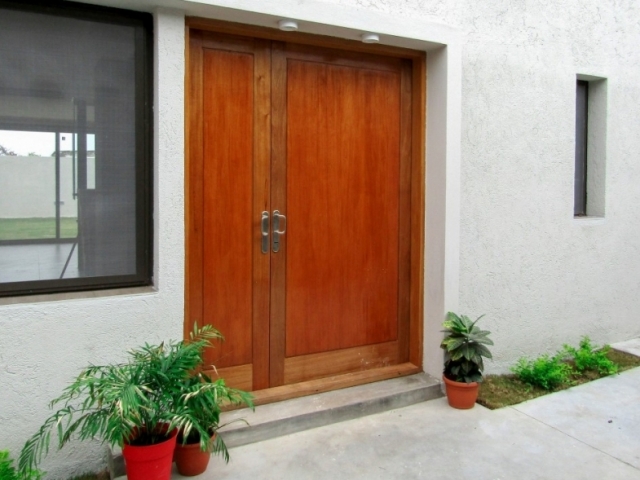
top-left (174, 435), bottom-right (213, 477)
top-left (122, 428), bottom-right (178, 480)
top-left (443, 375), bottom-right (479, 409)
top-left (173, 433), bottom-right (216, 477)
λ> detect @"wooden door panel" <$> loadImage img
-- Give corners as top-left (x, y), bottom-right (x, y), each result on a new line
top-left (284, 341), bottom-right (399, 384)
top-left (202, 48), bottom-right (254, 369)
top-left (282, 54), bottom-right (402, 359)
top-left (397, 60), bottom-right (413, 364)
top-left (269, 43), bottom-right (287, 386)
top-left (214, 364), bottom-right (253, 392)
top-left (281, 43), bottom-right (404, 73)
top-left (188, 32), bottom-right (271, 391)
top-left (188, 32), bottom-right (417, 392)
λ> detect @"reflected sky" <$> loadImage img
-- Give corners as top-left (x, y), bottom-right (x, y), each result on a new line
top-left (0, 130), bottom-right (96, 156)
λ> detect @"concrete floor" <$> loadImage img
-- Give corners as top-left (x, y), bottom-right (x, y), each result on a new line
top-left (170, 367), bottom-right (640, 480)
top-left (0, 242), bottom-right (78, 282)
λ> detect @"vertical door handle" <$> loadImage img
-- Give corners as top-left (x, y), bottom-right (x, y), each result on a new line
top-left (261, 211), bottom-right (270, 254)
top-left (272, 210), bottom-right (286, 253)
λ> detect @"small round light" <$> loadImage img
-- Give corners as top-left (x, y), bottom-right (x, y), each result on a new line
top-left (361, 33), bottom-right (380, 44)
top-left (278, 20), bottom-right (299, 32)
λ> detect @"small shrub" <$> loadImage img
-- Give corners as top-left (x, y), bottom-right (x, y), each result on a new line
top-left (0, 450), bottom-right (43, 480)
top-left (563, 336), bottom-right (618, 375)
top-left (479, 348), bottom-right (640, 409)
top-left (511, 353), bottom-right (572, 390)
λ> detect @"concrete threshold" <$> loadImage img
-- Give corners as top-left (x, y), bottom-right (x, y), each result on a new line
top-left (218, 372), bottom-right (442, 448)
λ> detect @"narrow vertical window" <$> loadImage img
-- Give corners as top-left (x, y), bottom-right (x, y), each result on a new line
top-left (574, 80), bottom-right (588, 216)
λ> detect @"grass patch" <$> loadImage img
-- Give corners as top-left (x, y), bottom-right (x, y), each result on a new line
top-left (478, 349), bottom-right (640, 409)
top-left (0, 217), bottom-right (77, 240)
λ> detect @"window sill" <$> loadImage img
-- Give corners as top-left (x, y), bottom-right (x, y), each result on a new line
top-left (573, 216), bottom-right (606, 226)
top-left (0, 285), bottom-right (157, 306)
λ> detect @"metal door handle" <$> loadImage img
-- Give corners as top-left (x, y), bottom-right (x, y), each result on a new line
top-left (272, 210), bottom-right (286, 253)
top-left (261, 211), bottom-right (270, 254)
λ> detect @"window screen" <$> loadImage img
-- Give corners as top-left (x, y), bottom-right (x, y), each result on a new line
top-left (0, 1), bottom-right (152, 296)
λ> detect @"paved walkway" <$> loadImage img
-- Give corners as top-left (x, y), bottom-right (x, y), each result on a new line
top-left (168, 361), bottom-right (640, 480)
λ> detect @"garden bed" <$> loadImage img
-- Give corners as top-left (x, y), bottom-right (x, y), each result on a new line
top-left (477, 349), bottom-right (640, 409)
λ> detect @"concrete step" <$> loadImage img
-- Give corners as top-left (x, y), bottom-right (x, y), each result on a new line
top-left (110, 373), bottom-right (442, 478)
top-left (218, 372), bottom-right (442, 448)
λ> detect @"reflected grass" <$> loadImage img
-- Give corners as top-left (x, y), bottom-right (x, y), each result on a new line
top-left (0, 217), bottom-right (77, 240)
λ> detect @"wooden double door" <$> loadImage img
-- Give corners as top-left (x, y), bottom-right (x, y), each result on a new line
top-left (187, 28), bottom-right (419, 393)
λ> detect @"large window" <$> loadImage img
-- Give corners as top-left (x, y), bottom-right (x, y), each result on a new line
top-left (0, 1), bottom-right (152, 296)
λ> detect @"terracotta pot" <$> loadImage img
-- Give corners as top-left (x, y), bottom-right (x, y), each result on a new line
top-left (174, 433), bottom-right (214, 476)
top-left (122, 427), bottom-right (178, 480)
top-left (443, 375), bottom-right (479, 409)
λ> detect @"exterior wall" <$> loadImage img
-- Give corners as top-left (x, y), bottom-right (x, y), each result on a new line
top-left (430, 0), bottom-right (640, 372)
top-left (0, 156), bottom-right (95, 218)
top-left (1, 0), bottom-right (639, 477)
top-left (0, 10), bottom-right (186, 478)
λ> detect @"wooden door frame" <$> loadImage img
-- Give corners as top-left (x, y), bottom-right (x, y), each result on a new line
top-left (185, 18), bottom-right (426, 405)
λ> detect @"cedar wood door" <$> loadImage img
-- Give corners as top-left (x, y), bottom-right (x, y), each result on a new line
top-left (187, 30), bottom-right (413, 392)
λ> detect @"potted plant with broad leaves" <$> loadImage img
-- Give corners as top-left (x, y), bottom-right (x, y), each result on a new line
top-left (440, 312), bottom-right (493, 409)
top-left (18, 324), bottom-right (253, 480)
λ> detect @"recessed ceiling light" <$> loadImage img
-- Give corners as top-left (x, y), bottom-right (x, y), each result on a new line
top-left (278, 20), bottom-right (298, 32)
top-left (361, 33), bottom-right (380, 43)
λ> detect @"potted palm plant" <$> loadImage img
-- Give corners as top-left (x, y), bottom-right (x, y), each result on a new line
top-left (18, 325), bottom-right (252, 480)
top-left (169, 330), bottom-right (253, 477)
top-left (173, 373), bottom-right (253, 476)
top-left (440, 312), bottom-right (493, 409)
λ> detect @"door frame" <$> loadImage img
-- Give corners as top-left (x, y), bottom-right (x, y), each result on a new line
top-left (185, 17), bottom-right (426, 405)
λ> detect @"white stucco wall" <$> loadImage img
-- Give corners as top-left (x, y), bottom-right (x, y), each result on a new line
top-left (417, 0), bottom-right (640, 371)
top-left (0, 9), bottom-right (186, 478)
top-left (1, 0), bottom-right (640, 477)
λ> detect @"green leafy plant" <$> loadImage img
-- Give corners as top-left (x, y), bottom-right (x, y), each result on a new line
top-left (441, 312), bottom-right (493, 383)
top-left (18, 324), bottom-right (253, 473)
top-left (478, 343), bottom-right (639, 409)
top-left (511, 353), bottom-right (572, 390)
top-left (563, 336), bottom-right (618, 375)
top-left (0, 450), bottom-right (43, 480)
top-left (174, 370), bottom-right (253, 462)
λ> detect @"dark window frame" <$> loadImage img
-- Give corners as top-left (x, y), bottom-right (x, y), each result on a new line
top-left (574, 80), bottom-right (588, 216)
top-left (0, 0), bottom-right (153, 297)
